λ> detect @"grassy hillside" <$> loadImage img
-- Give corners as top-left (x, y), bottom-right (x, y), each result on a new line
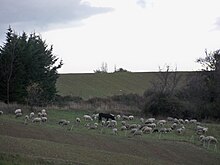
top-left (56, 72), bottom-right (192, 99)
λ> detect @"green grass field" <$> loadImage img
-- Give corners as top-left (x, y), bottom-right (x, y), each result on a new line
top-left (56, 72), bottom-right (192, 99)
top-left (0, 109), bottom-right (220, 165)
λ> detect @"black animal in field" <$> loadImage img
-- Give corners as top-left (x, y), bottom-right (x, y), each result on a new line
top-left (98, 113), bottom-right (115, 122)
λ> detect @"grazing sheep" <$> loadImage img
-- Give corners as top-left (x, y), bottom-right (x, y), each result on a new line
top-left (121, 121), bottom-right (126, 126)
top-left (184, 119), bottom-right (189, 124)
top-left (116, 114), bottom-right (121, 120)
top-left (41, 109), bottom-right (46, 113)
top-left (122, 115), bottom-right (129, 120)
top-left (101, 120), bottom-right (105, 126)
top-left (0, 111), bottom-right (3, 115)
top-left (179, 119), bottom-right (185, 124)
top-left (83, 115), bottom-right (93, 121)
top-left (15, 112), bottom-right (22, 118)
top-left (130, 128), bottom-right (138, 134)
top-left (59, 119), bottom-right (69, 125)
top-left (29, 112), bottom-right (34, 119)
top-left (112, 128), bottom-right (118, 135)
top-left (120, 125), bottom-right (127, 131)
top-left (140, 118), bottom-right (144, 123)
top-left (159, 128), bottom-right (167, 133)
top-left (152, 128), bottom-right (159, 133)
top-left (76, 117), bottom-right (81, 123)
top-left (38, 112), bottom-right (42, 117)
top-left (189, 119), bottom-right (197, 124)
top-left (41, 112), bottom-right (47, 117)
top-left (146, 123), bottom-right (156, 128)
top-left (92, 113), bottom-right (99, 120)
top-left (24, 115), bottom-right (29, 125)
top-left (145, 118), bottom-right (155, 124)
top-left (157, 120), bottom-right (166, 126)
top-left (176, 126), bottom-right (185, 134)
top-left (171, 123), bottom-right (177, 130)
top-left (200, 135), bottom-right (218, 150)
top-left (62, 120), bottom-right (70, 126)
top-left (167, 117), bottom-right (174, 122)
top-left (129, 124), bottom-right (138, 129)
top-left (41, 117), bottom-right (47, 122)
top-left (128, 115), bottom-right (134, 120)
top-left (133, 130), bottom-right (143, 136)
top-left (15, 109), bottom-right (21, 114)
top-left (88, 124), bottom-right (98, 129)
top-left (142, 126), bottom-right (152, 134)
top-left (32, 117), bottom-right (42, 123)
top-left (196, 125), bottom-right (208, 134)
top-left (110, 120), bottom-right (117, 127)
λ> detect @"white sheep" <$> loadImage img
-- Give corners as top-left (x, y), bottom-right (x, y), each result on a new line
top-left (88, 124), bottom-right (98, 129)
top-left (76, 117), bottom-right (81, 123)
top-left (145, 118), bottom-right (155, 124)
top-left (41, 117), bottom-right (47, 122)
top-left (62, 120), bottom-right (70, 126)
top-left (120, 125), bottom-right (127, 131)
top-left (24, 115), bottom-right (29, 125)
top-left (128, 115), bottom-right (134, 120)
top-left (129, 124), bottom-right (138, 129)
top-left (167, 117), bottom-right (174, 122)
top-left (121, 121), bottom-right (126, 126)
top-left (83, 115), bottom-right (93, 121)
top-left (116, 114), bottom-right (121, 120)
top-left (176, 126), bottom-right (185, 134)
top-left (189, 119), bottom-right (197, 124)
top-left (41, 112), bottom-right (47, 117)
top-left (38, 112), bottom-right (42, 117)
top-left (15, 109), bottom-right (21, 114)
top-left (29, 112), bottom-right (34, 119)
top-left (196, 125), bottom-right (208, 135)
top-left (130, 128), bottom-right (138, 134)
top-left (200, 135), bottom-right (218, 150)
top-left (112, 128), bottom-right (118, 135)
top-left (133, 130), bottom-right (143, 136)
top-left (15, 112), bottom-right (22, 118)
top-left (58, 119), bottom-right (67, 125)
top-left (157, 120), bottom-right (166, 126)
top-left (146, 123), bottom-right (156, 128)
top-left (142, 126), bottom-right (152, 134)
top-left (41, 109), bottom-right (46, 113)
top-left (0, 111), bottom-right (3, 115)
top-left (32, 117), bottom-right (42, 123)
top-left (122, 115), bottom-right (129, 120)
top-left (92, 113), bottom-right (99, 120)
top-left (140, 118), bottom-right (144, 123)
top-left (109, 120), bottom-right (117, 127)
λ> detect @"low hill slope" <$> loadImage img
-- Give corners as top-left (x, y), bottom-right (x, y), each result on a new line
top-left (56, 72), bottom-right (193, 99)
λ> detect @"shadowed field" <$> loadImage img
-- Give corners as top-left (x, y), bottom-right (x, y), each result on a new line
top-left (0, 109), bottom-right (220, 165)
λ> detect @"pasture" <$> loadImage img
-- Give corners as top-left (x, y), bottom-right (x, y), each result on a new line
top-left (56, 72), bottom-right (191, 99)
top-left (0, 109), bottom-right (220, 165)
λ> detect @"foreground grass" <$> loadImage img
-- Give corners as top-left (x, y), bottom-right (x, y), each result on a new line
top-left (0, 109), bottom-right (220, 165)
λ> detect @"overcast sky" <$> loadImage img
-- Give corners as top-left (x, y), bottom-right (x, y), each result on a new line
top-left (1, 0), bottom-right (220, 73)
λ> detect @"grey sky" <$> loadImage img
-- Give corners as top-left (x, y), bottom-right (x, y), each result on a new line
top-left (0, 0), bottom-right (112, 40)
top-left (0, 0), bottom-right (220, 73)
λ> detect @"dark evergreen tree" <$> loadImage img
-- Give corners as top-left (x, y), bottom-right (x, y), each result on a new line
top-left (0, 27), bottom-right (63, 105)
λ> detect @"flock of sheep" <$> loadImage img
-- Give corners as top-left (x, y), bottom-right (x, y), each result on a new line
top-left (1, 109), bottom-right (218, 151)
top-left (63, 113), bottom-right (218, 151)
